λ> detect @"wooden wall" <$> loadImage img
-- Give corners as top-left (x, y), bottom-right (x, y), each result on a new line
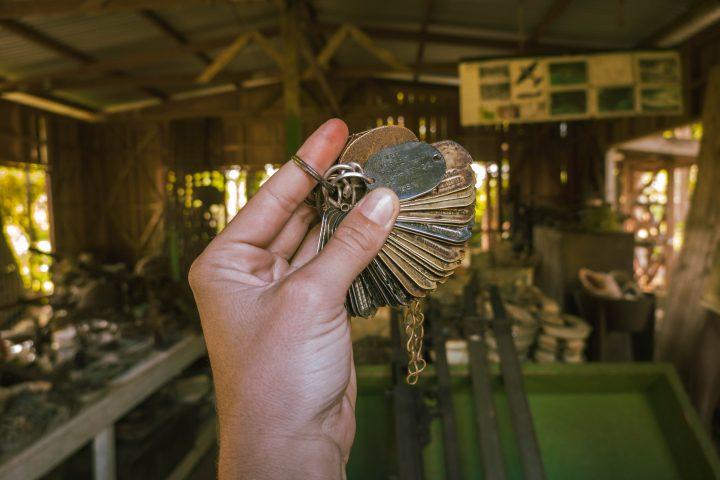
top-left (0, 100), bottom-right (87, 256)
top-left (5, 16), bottom-right (718, 265)
top-left (79, 121), bottom-right (169, 262)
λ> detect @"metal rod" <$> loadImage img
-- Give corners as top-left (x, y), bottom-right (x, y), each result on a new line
top-left (426, 300), bottom-right (463, 480)
top-left (488, 285), bottom-right (546, 480)
top-left (463, 276), bottom-right (508, 479)
top-left (390, 308), bottom-right (425, 480)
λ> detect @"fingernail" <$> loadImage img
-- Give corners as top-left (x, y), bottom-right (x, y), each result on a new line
top-left (358, 188), bottom-right (397, 228)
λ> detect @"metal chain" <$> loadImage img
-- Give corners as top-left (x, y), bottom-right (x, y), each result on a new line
top-left (402, 299), bottom-right (426, 385)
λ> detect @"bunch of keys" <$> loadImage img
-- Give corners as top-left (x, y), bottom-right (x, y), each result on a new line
top-left (298, 125), bottom-right (476, 384)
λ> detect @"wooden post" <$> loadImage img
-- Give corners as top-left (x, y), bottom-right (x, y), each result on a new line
top-left (659, 66), bottom-right (720, 377)
top-left (92, 426), bottom-right (116, 480)
top-left (281, 1), bottom-right (301, 158)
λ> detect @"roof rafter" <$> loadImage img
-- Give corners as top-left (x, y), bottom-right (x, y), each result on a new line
top-left (139, 9), bottom-right (212, 65)
top-left (525, 0), bottom-right (574, 45)
top-left (0, 18), bottom-right (168, 102)
top-left (319, 22), bottom-right (600, 54)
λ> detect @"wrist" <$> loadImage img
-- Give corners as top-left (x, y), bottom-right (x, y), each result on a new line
top-left (218, 421), bottom-right (344, 480)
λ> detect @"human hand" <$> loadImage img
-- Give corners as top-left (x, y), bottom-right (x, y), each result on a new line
top-left (189, 119), bottom-right (399, 479)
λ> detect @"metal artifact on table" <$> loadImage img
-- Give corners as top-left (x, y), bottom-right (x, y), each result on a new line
top-left (295, 125), bottom-right (476, 384)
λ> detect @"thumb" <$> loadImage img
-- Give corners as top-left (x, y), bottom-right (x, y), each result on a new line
top-left (297, 188), bottom-right (399, 301)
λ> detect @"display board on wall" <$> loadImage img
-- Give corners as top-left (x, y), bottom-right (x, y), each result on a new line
top-left (459, 51), bottom-right (682, 126)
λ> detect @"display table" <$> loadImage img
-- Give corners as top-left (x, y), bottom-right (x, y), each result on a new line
top-left (0, 334), bottom-right (207, 480)
top-left (350, 363), bottom-right (720, 479)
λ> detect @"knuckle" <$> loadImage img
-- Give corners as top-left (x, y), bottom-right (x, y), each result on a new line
top-left (187, 256), bottom-right (210, 291)
top-left (333, 220), bottom-right (378, 257)
top-left (263, 184), bottom-right (296, 216)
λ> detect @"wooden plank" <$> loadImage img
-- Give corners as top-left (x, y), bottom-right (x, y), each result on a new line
top-left (251, 30), bottom-right (283, 67)
top-left (318, 23), bottom-right (605, 54)
top-left (659, 66), bottom-right (720, 377)
top-left (0, 335), bottom-right (207, 480)
top-left (637, 0), bottom-right (719, 47)
top-left (463, 277), bottom-right (508, 480)
top-left (1, 92), bottom-right (103, 122)
top-left (297, 31), bottom-right (340, 115)
top-left (346, 24), bottom-right (410, 72)
top-left (315, 25), bottom-right (349, 68)
top-left (196, 33), bottom-right (252, 84)
top-left (93, 426), bottom-right (116, 480)
top-left (488, 286), bottom-right (546, 480)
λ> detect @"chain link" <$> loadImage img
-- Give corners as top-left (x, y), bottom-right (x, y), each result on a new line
top-left (402, 299), bottom-right (426, 385)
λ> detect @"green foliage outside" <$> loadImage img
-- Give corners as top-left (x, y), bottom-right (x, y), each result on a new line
top-left (0, 165), bottom-right (53, 293)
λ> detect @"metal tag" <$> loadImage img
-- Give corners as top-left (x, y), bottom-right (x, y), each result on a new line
top-left (364, 141), bottom-right (446, 201)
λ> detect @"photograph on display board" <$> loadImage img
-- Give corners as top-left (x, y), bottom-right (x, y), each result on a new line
top-left (597, 86), bottom-right (635, 113)
top-left (479, 64), bottom-right (509, 82)
top-left (549, 60), bottom-right (588, 86)
top-left (551, 90), bottom-right (587, 116)
top-left (637, 56), bottom-right (680, 84)
top-left (480, 82), bottom-right (510, 102)
top-left (640, 86), bottom-right (682, 112)
top-left (459, 50), bottom-right (682, 125)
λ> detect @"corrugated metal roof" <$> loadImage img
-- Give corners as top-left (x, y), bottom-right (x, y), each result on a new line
top-left (0, 0), bottom-right (708, 110)
top-left (544, 0), bottom-right (703, 47)
top-left (25, 13), bottom-right (176, 58)
top-left (0, 28), bottom-right (75, 77)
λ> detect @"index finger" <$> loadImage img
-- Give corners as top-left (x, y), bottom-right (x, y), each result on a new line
top-left (217, 118), bottom-right (348, 248)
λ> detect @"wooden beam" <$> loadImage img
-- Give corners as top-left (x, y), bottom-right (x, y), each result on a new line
top-left (0, 0), bottom-right (257, 18)
top-left (329, 23), bottom-right (601, 54)
top-left (250, 30), bottom-right (283, 67)
top-left (525, 0), bottom-right (573, 45)
top-left (314, 25), bottom-right (348, 68)
top-left (297, 30), bottom-right (340, 115)
top-left (660, 66), bottom-right (720, 380)
top-left (0, 29), bottom-right (279, 92)
top-left (196, 32), bottom-right (252, 83)
top-left (346, 24), bottom-right (410, 72)
top-left (637, 0), bottom-right (720, 47)
top-left (414, 0), bottom-right (435, 81)
top-left (1, 91), bottom-right (103, 122)
top-left (139, 9), bottom-right (211, 65)
top-left (32, 62), bottom-right (455, 91)
top-left (0, 18), bottom-right (168, 102)
top-left (1, 21), bottom-right (604, 95)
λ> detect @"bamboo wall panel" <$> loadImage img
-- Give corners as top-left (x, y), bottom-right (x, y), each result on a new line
top-left (81, 122), bottom-right (168, 262)
top-left (49, 117), bottom-right (86, 255)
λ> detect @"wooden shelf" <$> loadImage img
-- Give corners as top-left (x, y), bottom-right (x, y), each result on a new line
top-left (0, 333), bottom-right (207, 480)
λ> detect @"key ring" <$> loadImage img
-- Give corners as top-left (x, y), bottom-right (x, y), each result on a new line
top-left (291, 154), bottom-right (335, 192)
